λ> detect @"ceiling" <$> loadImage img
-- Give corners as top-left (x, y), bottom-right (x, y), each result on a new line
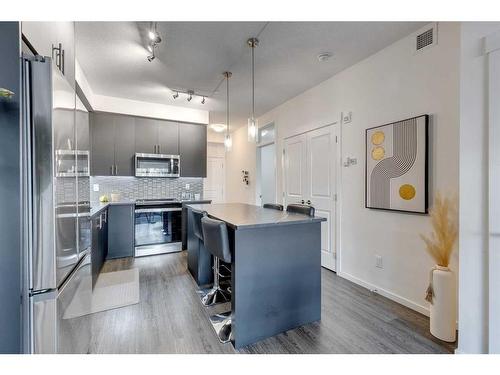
top-left (75, 21), bottom-right (425, 129)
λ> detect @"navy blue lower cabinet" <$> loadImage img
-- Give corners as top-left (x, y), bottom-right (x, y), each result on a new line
top-left (107, 204), bottom-right (135, 259)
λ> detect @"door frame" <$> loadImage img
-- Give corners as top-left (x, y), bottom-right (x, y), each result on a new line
top-left (281, 116), bottom-right (342, 272)
top-left (486, 30), bottom-right (500, 353)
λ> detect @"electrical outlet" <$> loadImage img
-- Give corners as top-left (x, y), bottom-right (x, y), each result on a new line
top-left (185, 183), bottom-right (190, 190)
top-left (93, 184), bottom-right (100, 192)
top-left (343, 111), bottom-right (352, 124)
top-left (375, 255), bottom-right (383, 269)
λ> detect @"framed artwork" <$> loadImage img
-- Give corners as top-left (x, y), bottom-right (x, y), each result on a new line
top-left (365, 114), bottom-right (429, 214)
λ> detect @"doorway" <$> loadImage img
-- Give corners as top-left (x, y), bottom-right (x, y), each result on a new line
top-left (256, 123), bottom-right (277, 206)
top-left (204, 142), bottom-right (225, 203)
top-left (283, 124), bottom-right (339, 271)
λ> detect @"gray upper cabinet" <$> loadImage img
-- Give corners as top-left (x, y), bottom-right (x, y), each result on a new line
top-left (91, 112), bottom-right (206, 177)
top-left (113, 115), bottom-right (135, 176)
top-left (134, 117), bottom-right (158, 154)
top-left (76, 110), bottom-right (90, 152)
top-left (90, 112), bottom-right (115, 176)
top-left (179, 123), bottom-right (207, 177)
top-left (158, 121), bottom-right (179, 155)
top-left (22, 22), bottom-right (75, 88)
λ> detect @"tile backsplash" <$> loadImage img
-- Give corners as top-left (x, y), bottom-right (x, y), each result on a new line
top-left (90, 176), bottom-right (204, 202)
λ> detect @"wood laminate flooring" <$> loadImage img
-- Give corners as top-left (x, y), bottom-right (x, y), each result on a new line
top-left (90, 252), bottom-right (456, 354)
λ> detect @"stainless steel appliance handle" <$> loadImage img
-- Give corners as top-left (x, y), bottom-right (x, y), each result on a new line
top-left (135, 207), bottom-right (182, 213)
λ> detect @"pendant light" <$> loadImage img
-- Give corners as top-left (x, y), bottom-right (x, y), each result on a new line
top-left (223, 71), bottom-right (233, 152)
top-left (247, 37), bottom-right (259, 143)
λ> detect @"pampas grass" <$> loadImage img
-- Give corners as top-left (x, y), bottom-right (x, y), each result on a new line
top-left (420, 193), bottom-right (458, 267)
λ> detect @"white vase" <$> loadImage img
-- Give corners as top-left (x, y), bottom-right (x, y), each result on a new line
top-left (429, 266), bottom-right (457, 342)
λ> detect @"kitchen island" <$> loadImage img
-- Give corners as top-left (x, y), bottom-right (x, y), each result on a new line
top-left (186, 203), bottom-right (326, 348)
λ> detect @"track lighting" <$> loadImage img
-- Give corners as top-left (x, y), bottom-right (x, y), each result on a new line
top-left (171, 89), bottom-right (207, 103)
top-left (146, 22), bottom-right (162, 62)
top-left (201, 96), bottom-right (206, 104)
top-left (173, 91), bottom-right (179, 99)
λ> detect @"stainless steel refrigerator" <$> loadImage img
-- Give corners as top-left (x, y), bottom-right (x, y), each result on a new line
top-left (21, 52), bottom-right (92, 354)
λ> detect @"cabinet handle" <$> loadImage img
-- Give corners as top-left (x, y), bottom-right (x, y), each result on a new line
top-left (115, 165), bottom-right (118, 175)
top-left (110, 165), bottom-right (113, 175)
top-left (102, 210), bottom-right (107, 224)
top-left (97, 215), bottom-right (102, 230)
top-left (158, 144), bottom-right (161, 154)
top-left (306, 200), bottom-right (312, 205)
top-left (301, 200), bottom-right (305, 204)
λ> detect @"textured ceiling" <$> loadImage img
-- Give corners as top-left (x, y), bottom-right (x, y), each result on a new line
top-left (75, 21), bottom-right (425, 129)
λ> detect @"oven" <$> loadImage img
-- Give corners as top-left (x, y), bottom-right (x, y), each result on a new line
top-left (135, 153), bottom-right (180, 178)
top-left (134, 199), bottom-right (182, 257)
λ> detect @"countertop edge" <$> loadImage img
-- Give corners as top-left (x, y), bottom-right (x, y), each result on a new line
top-left (186, 203), bottom-right (326, 230)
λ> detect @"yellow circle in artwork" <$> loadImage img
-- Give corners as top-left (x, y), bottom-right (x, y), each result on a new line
top-left (399, 184), bottom-right (416, 200)
top-left (371, 131), bottom-right (385, 145)
top-left (371, 146), bottom-right (385, 160)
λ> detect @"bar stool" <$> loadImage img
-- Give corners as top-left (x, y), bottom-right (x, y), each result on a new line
top-left (286, 203), bottom-right (315, 217)
top-left (263, 203), bottom-right (284, 211)
top-left (200, 216), bottom-right (231, 307)
top-left (202, 216), bottom-right (232, 343)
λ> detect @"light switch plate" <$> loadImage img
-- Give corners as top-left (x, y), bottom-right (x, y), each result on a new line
top-left (343, 111), bottom-right (352, 124)
top-left (93, 184), bottom-right (100, 192)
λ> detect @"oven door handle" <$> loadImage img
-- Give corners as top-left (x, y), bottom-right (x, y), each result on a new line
top-left (135, 208), bottom-right (182, 213)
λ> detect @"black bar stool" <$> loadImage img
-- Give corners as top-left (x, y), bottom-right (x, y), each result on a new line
top-left (200, 216), bottom-right (231, 307)
top-left (263, 203), bottom-right (284, 211)
top-left (286, 203), bottom-right (315, 217)
top-left (201, 216), bottom-right (232, 343)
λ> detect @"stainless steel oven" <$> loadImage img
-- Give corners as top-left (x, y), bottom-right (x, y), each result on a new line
top-left (134, 199), bottom-right (182, 257)
top-left (135, 153), bottom-right (180, 177)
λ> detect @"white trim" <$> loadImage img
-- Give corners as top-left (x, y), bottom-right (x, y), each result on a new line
top-left (485, 29), bottom-right (500, 54)
top-left (487, 47), bottom-right (500, 353)
top-left (337, 271), bottom-right (430, 316)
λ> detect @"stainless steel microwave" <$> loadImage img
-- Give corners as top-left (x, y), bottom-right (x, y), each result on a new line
top-left (135, 153), bottom-right (180, 177)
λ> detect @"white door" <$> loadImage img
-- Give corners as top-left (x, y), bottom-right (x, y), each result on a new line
top-left (284, 134), bottom-right (307, 206)
top-left (204, 157), bottom-right (225, 203)
top-left (284, 125), bottom-right (337, 271)
top-left (258, 143), bottom-right (276, 205)
top-left (306, 126), bottom-right (337, 271)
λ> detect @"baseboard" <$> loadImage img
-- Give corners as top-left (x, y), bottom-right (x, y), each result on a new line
top-left (337, 271), bottom-right (430, 316)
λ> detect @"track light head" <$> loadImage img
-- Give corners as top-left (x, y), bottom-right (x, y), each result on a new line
top-left (173, 91), bottom-right (179, 99)
top-left (187, 90), bottom-right (194, 102)
top-left (147, 54), bottom-right (155, 62)
top-left (201, 96), bottom-right (206, 104)
top-left (149, 30), bottom-right (161, 44)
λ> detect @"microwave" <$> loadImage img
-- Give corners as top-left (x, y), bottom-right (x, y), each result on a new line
top-left (135, 153), bottom-right (180, 178)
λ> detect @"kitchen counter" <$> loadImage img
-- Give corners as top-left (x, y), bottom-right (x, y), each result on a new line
top-left (186, 202), bottom-right (325, 230)
top-left (90, 200), bottom-right (135, 218)
top-left (185, 203), bottom-right (323, 348)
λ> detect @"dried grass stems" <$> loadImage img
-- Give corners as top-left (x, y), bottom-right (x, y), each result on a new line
top-left (420, 193), bottom-right (458, 267)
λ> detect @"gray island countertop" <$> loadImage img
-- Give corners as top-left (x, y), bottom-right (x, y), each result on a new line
top-left (186, 202), bottom-right (325, 230)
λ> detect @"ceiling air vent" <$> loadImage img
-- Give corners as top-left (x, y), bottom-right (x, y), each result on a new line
top-left (415, 24), bottom-right (437, 52)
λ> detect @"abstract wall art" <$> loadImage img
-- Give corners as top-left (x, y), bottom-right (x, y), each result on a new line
top-left (365, 115), bottom-right (428, 214)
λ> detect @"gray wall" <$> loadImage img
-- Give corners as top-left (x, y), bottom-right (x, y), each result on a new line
top-left (90, 176), bottom-right (203, 202)
top-left (0, 22), bottom-right (21, 353)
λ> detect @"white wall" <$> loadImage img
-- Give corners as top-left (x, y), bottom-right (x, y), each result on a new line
top-left (225, 126), bottom-right (257, 203)
top-left (458, 22), bottom-right (500, 354)
top-left (252, 22), bottom-right (461, 315)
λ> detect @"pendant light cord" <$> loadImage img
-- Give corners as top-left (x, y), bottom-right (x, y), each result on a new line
top-left (226, 73), bottom-right (230, 134)
top-left (251, 43), bottom-right (255, 119)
